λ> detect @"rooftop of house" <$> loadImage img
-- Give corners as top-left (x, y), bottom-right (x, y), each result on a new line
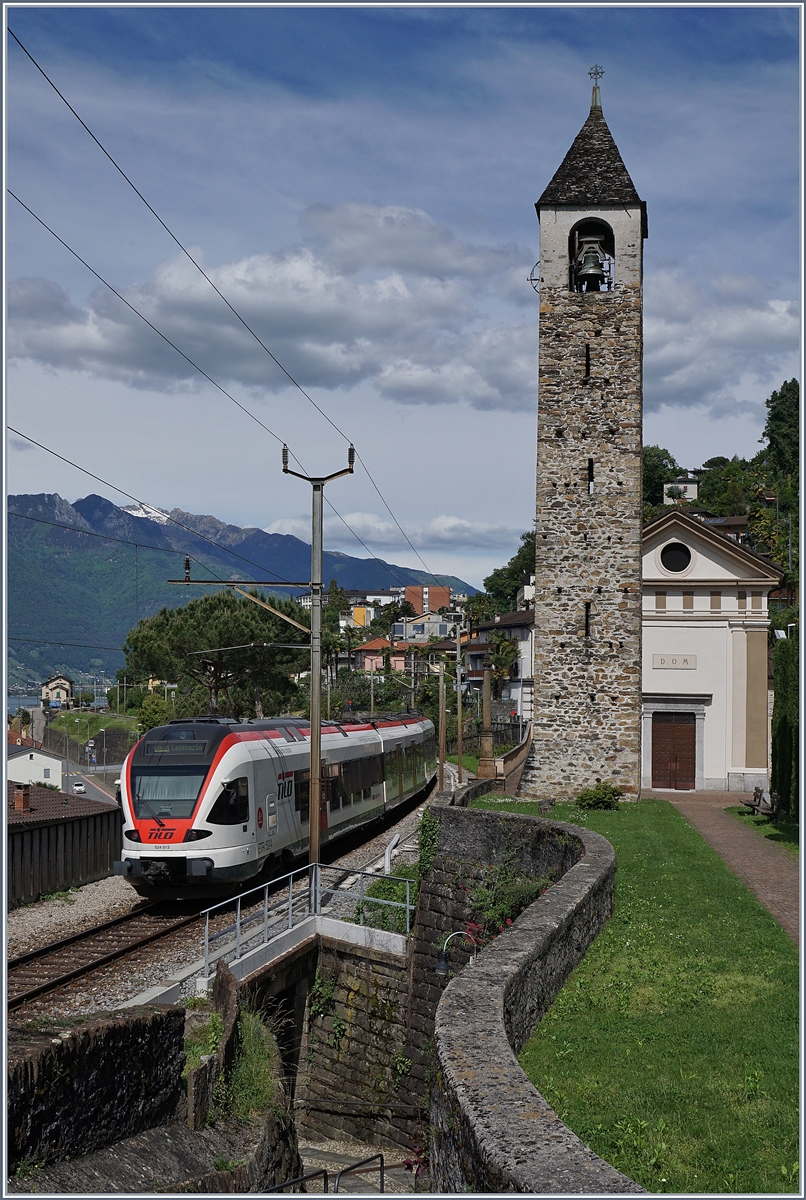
top-left (6, 730), bottom-right (41, 750)
top-left (354, 637), bottom-right (392, 652)
top-left (7, 742), bottom-right (60, 761)
top-left (475, 610), bottom-right (536, 632)
top-left (536, 95), bottom-right (644, 213)
top-left (7, 780), bottom-right (118, 826)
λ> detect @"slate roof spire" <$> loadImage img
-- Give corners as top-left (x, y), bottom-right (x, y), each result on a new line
top-left (536, 73), bottom-right (644, 213)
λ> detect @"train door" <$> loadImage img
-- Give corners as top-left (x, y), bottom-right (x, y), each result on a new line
top-left (247, 741), bottom-right (283, 866)
top-left (206, 763), bottom-right (257, 874)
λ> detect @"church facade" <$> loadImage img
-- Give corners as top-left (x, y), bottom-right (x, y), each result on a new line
top-left (527, 79), bottom-right (646, 800)
top-left (642, 510), bottom-right (781, 793)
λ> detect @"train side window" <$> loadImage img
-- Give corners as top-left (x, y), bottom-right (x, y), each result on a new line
top-left (294, 769), bottom-right (310, 823)
top-left (208, 777), bottom-right (249, 825)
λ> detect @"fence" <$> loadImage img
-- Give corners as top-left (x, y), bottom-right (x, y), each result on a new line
top-left (446, 720), bottom-right (523, 758)
top-left (8, 806), bottom-right (123, 908)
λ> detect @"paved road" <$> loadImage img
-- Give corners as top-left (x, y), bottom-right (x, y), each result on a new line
top-left (644, 789), bottom-right (799, 946)
top-left (63, 771), bottom-right (118, 806)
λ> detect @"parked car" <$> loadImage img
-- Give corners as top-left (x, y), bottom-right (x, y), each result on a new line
top-left (71, 782), bottom-right (86, 795)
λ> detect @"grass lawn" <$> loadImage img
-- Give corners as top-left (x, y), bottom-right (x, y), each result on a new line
top-left (49, 712), bottom-right (138, 740)
top-left (447, 753), bottom-right (480, 775)
top-left (724, 806), bottom-right (799, 858)
top-left (473, 796), bottom-right (799, 1194)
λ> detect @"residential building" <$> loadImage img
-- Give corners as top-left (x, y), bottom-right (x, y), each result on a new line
top-left (663, 476), bottom-right (699, 504)
top-left (353, 638), bottom-right (407, 673)
top-left (41, 674), bottom-right (73, 708)
top-left (463, 611), bottom-right (535, 720)
top-left (391, 613), bottom-right (453, 643)
top-left (642, 509), bottom-right (781, 792)
top-left (515, 575), bottom-right (535, 611)
top-left (7, 745), bottom-right (64, 791)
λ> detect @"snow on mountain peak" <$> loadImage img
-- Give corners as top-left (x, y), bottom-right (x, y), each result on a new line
top-left (122, 502), bottom-right (171, 524)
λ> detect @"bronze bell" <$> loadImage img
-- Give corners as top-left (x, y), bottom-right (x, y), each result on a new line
top-left (578, 245), bottom-right (605, 291)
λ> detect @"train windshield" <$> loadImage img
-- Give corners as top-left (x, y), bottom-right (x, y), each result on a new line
top-left (130, 767), bottom-right (207, 820)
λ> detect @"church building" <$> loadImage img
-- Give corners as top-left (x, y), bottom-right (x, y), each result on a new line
top-left (526, 72), bottom-right (645, 801)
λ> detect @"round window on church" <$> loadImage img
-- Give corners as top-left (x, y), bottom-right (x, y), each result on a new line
top-left (660, 542), bottom-right (692, 572)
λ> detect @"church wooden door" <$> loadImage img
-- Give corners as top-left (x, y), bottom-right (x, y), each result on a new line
top-left (651, 713), bottom-right (696, 790)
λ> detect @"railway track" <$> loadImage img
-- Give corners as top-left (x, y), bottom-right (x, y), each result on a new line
top-left (7, 905), bottom-right (201, 1011)
top-left (7, 781), bottom-right (435, 1013)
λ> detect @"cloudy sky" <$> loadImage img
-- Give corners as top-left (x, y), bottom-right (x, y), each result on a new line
top-left (5, 6), bottom-right (801, 588)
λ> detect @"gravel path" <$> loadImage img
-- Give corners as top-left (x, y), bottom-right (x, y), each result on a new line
top-left (7, 796), bottom-right (430, 1020)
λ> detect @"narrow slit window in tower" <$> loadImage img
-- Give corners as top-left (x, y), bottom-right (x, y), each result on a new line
top-left (584, 343), bottom-right (591, 377)
top-left (588, 459), bottom-right (595, 495)
top-left (584, 602), bottom-right (591, 637)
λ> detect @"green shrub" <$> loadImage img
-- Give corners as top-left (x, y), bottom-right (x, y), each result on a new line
top-left (353, 863), bottom-right (420, 934)
top-left (183, 1011), bottom-right (223, 1075)
top-left (225, 1008), bottom-right (280, 1120)
top-left (470, 864), bottom-right (551, 940)
top-left (576, 781), bottom-right (622, 810)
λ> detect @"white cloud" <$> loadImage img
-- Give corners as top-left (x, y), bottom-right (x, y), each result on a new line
top-left (8, 205), bottom-right (539, 409)
top-left (644, 269), bottom-right (799, 416)
top-left (300, 203), bottom-right (523, 278)
top-left (267, 509), bottom-right (521, 554)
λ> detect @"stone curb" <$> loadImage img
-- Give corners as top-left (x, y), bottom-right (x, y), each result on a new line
top-left (431, 817), bottom-right (645, 1194)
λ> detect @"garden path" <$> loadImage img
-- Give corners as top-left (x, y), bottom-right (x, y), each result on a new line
top-left (643, 790), bottom-right (799, 946)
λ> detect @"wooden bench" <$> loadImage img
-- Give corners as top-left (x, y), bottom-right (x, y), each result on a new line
top-left (740, 787), bottom-right (781, 820)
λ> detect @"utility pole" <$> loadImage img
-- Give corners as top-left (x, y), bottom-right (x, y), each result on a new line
top-left (370, 662), bottom-right (375, 716)
top-left (283, 444), bottom-right (354, 867)
top-left (438, 661), bottom-right (446, 793)
top-left (455, 619), bottom-right (464, 784)
top-left (478, 653), bottom-right (495, 778)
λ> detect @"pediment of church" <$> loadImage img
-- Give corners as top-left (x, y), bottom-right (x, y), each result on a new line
top-left (642, 510), bottom-right (782, 586)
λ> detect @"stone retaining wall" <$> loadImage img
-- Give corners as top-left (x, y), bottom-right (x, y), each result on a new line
top-left (7, 1006), bottom-right (185, 1172)
top-left (294, 942), bottom-right (417, 1149)
top-left (428, 810), bottom-right (644, 1192)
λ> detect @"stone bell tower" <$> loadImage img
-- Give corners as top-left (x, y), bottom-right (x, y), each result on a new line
top-left (527, 70), bottom-right (646, 800)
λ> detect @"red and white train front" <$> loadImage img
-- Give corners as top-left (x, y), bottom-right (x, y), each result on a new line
top-left (114, 715), bottom-right (436, 898)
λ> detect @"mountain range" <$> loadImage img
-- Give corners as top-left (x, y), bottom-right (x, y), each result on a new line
top-left (7, 493), bottom-right (475, 687)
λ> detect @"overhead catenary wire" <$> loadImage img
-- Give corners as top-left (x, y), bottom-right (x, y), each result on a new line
top-left (7, 28), bottom-right (444, 586)
top-left (8, 195), bottom-right (418, 590)
top-left (8, 637), bottom-right (130, 651)
top-left (7, 425), bottom-right (293, 586)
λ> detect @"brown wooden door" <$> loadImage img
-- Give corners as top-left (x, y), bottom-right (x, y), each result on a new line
top-left (652, 713), bottom-right (696, 790)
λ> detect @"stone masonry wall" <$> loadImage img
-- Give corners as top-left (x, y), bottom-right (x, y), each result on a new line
top-left (529, 280), bottom-right (643, 799)
top-left (294, 942), bottom-right (417, 1150)
top-left (293, 805), bottom-right (588, 1155)
top-left (428, 812), bottom-right (644, 1193)
top-left (7, 1006), bottom-right (186, 1172)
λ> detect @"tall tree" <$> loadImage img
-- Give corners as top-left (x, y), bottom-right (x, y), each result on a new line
top-left (761, 379), bottom-right (799, 483)
top-left (642, 445), bottom-right (680, 506)
top-left (122, 590), bottom-right (308, 718)
top-left (481, 531), bottom-right (536, 615)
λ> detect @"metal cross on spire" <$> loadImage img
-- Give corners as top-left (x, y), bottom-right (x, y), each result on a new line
top-left (589, 64), bottom-right (604, 83)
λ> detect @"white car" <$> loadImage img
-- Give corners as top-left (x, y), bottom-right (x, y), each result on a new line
top-left (71, 782), bottom-right (86, 795)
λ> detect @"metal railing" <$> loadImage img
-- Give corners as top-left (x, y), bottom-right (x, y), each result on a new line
top-left (264, 1167), bottom-right (329, 1192)
top-left (201, 863), bottom-right (416, 975)
top-left (334, 1154), bottom-right (385, 1193)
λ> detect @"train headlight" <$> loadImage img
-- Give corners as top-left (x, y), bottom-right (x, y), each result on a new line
top-left (124, 829), bottom-right (142, 842)
top-left (183, 829), bottom-right (213, 842)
